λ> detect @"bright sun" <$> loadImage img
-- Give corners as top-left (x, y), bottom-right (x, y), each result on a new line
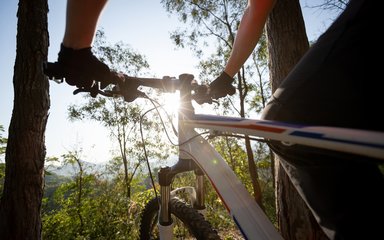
top-left (162, 92), bottom-right (180, 114)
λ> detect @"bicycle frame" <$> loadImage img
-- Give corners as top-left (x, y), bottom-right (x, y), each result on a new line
top-left (155, 74), bottom-right (384, 240)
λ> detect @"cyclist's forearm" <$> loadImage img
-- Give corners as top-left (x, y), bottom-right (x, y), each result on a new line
top-left (63, 0), bottom-right (108, 49)
top-left (224, 0), bottom-right (276, 77)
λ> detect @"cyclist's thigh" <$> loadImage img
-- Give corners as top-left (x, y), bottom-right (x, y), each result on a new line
top-left (262, 0), bottom-right (380, 131)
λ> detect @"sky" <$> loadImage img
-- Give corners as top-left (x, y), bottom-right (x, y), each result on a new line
top-left (0, 0), bottom-right (340, 164)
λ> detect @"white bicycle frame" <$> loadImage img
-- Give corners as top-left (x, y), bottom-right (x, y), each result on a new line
top-left (137, 74), bottom-right (384, 240)
top-left (173, 112), bottom-right (384, 239)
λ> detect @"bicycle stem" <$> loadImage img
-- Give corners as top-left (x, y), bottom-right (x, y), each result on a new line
top-left (157, 73), bottom-right (206, 226)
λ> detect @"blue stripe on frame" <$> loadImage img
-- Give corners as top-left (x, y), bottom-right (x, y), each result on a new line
top-left (290, 131), bottom-right (384, 149)
top-left (233, 215), bottom-right (248, 240)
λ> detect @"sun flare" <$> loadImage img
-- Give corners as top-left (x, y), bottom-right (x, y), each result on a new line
top-left (161, 92), bottom-right (180, 114)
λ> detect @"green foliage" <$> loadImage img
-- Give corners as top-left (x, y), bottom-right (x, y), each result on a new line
top-left (0, 124), bottom-right (7, 198)
top-left (379, 163), bottom-right (384, 175)
top-left (42, 160), bottom-right (156, 239)
top-left (0, 163), bottom-right (5, 198)
top-left (0, 124), bottom-right (7, 155)
top-left (67, 30), bottom-right (174, 200)
top-left (43, 171), bottom-right (71, 213)
top-left (94, 30), bottom-right (149, 75)
top-left (0, 163), bottom-right (5, 180)
top-left (261, 181), bottom-right (277, 226)
top-left (41, 140), bottom-right (275, 239)
top-left (163, 0), bottom-right (247, 61)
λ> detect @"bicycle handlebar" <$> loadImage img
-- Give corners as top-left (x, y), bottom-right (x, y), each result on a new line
top-left (44, 62), bottom-right (214, 104)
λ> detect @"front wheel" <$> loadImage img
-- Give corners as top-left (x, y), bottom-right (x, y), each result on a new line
top-left (139, 197), bottom-right (220, 240)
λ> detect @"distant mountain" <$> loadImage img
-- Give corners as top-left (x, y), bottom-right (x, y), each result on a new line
top-left (46, 160), bottom-right (108, 177)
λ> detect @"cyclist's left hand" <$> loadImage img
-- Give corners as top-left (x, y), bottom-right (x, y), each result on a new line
top-left (56, 44), bottom-right (113, 90)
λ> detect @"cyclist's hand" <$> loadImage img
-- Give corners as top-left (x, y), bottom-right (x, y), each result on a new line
top-left (209, 72), bottom-right (236, 99)
top-left (193, 84), bottom-right (213, 104)
top-left (56, 44), bottom-right (113, 89)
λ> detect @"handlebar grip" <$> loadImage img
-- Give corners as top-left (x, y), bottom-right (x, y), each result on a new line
top-left (43, 62), bottom-right (65, 82)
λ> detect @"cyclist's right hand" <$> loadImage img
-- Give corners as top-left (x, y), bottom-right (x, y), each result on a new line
top-left (51, 44), bottom-right (114, 89)
top-left (208, 72), bottom-right (236, 99)
top-left (192, 83), bottom-right (212, 104)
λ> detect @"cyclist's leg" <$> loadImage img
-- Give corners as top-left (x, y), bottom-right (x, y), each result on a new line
top-left (262, 0), bottom-right (383, 239)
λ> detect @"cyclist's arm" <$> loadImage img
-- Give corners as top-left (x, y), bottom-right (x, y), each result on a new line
top-left (63, 0), bottom-right (108, 49)
top-left (224, 0), bottom-right (276, 77)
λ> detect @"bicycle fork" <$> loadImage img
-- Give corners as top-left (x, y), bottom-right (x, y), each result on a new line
top-left (157, 159), bottom-right (206, 239)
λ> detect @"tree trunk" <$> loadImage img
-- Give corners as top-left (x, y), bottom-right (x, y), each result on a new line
top-left (237, 71), bottom-right (264, 210)
top-left (122, 155), bottom-right (131, 198)
top-left (75, 158), bottom-right (85, 235)
top-left (244, 136), bottom-right (264, 209)
top-left (0, 0), bottom-right (49, 239)
top-left (265, 0), bottom-right (328, 239)
top-left (266, 0), bottom-right (309, 90)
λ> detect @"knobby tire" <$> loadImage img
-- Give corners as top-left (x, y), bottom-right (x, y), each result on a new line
top-left (139, 197), bottom-right (221, 240)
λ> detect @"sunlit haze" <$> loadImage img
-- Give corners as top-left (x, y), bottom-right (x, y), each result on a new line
top-left (0, 0), bottom-right (339, 163)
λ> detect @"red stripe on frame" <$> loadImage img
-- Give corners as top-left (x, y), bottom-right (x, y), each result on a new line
top-left (199, 122), bottom-right (286, 133)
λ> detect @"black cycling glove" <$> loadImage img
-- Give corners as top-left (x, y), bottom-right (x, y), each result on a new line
top-left (57, 44), bottom-right (112, 89)
top-left (209, 72), bottom-right (236, 99)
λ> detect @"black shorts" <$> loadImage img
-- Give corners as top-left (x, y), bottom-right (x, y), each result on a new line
top-left (262, 0), bottom-right (379, 131)
top-left (261, 0), bottom-right (384, 239)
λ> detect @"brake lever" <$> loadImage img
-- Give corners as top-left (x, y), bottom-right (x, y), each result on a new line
top-left (115, 74), bottom-right (148, 102)
top-left (72, 87), bottom-right (109, 97)
top-left (121, 89), bottom-right (147, 102)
